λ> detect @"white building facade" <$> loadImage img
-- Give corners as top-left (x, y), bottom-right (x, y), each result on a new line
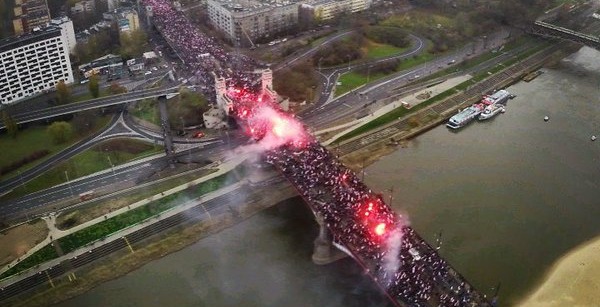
top-left (49, 17), bottom-right (76, 54)
top-left (0, 27), bottom-right (74, 105)
top-left (207, 0), bottom-right (300, 43)
top-left (301, 0), bottom-right (372, 21)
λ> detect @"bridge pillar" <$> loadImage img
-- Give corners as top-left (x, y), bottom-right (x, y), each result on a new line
top-left (157, 95), bottom-right (175, 168)
top-left (312, 213), bottom-right (347, 265)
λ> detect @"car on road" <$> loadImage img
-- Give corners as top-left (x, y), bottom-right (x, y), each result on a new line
top-left (447, 59), bottom-right (456, 65)
top-left (145, 71), bottom-right (152, 76)
top-left (193, 131), bottom-right (205, 138)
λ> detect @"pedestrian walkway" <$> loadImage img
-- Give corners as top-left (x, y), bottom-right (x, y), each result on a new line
top-left (0, 153), bottom-right (249, 282)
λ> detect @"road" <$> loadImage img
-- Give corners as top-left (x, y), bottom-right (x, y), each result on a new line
top-left (302, 29), bottom-right (514, 129)
top-left (0, 139), bottom-right (229, 221)
top-left (0, 86), bottom-right (182, 129)
top-left (0, 29), bottom-right (514, 223)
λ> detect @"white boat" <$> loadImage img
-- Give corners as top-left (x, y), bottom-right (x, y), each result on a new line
top-left (479, 104), bottom-right (505, 120)
top-left (446, 105), bottom-right (483, 129)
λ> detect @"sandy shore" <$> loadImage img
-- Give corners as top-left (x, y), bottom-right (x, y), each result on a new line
top-left (518, 236), bottom-right (600, 307)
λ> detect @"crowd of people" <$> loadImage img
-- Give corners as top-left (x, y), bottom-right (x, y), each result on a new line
top-left (142, 0), bottom-right (261, 99)
top-left (142, 1), bottom-right (489, 305)
top-left (266, 140), bottom-right (489, 306)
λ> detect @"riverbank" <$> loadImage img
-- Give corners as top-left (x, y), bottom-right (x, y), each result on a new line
top-left (517, 236), bottom-right (600, 307)
top-left (5, 181), bottom-right (297, 307)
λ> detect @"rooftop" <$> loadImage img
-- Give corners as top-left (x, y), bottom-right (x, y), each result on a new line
top-left (210, 0), bottom-right (301, 14)
top-left (0, 26), bottom-right (61, 54)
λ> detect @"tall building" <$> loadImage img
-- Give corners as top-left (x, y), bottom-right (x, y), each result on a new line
top-left (0, 26), bottom-right (74, 105)
top-left (207, 0), bottom-right (300, 44)
top-left (12, 0), bottom-right (52, 35)
top-left (49, 17), bottom-right (76, 54)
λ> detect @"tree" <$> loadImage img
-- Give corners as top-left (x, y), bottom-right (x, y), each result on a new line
top-left (108, 82), bottom-right (128, 95)
top-left (168, 88), bottom-right (209, 130)
top-left (56, 80), bottom-right (71, 105)
top-left (72, 110), bottom-right (97, 136)
top-left (88, 74), bottom-right (100, 98)
top-left (47, 121), bottom-right (73, 144)
top-left (119, 29), bottom-right (148, 58)
top-left (1, 110), bottom-right (18, 138)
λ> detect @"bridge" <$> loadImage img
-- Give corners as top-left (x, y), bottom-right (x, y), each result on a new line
top-left (222, 76), bottom-right (492, 305)
top-left (0, 86), bottom-right (181, 129)
top-left (263, 140), bottom-right (491, 306)
top-left (141, 0), bottom-right (494, 303)
top-left (530, 20), bottom-right (600, 50)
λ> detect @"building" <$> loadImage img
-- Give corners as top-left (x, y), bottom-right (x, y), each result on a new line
top-left (0, 27), bottom-right (74, 105)
top-left (70, 0), bottom-right (96, 14)
top-left (204, 69), bottom-right (286, 128)
top-left (13, 0), bottom-right (52, 35)
top-left (300, 0), bottom-right (372, 21)
top-left (207, 0), bottom-right (300, 44)
top-left (49, 17), bottom-right (76, 54)
top-left (117, 9), bottom-right (140, 34)
top-left (78, 54), bottom-right (123, 78)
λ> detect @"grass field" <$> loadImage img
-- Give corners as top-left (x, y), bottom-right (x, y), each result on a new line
top-left (3, 139), bottom-right (161, 200)
top-left (365, 41), bottom-right (409, 59)
top-left (0, 116), bottom-right (112, 181)
top-left (0, 244), bottom-right (58, 279)
top-left (129, 99), bottom-right (160, 126)
top-left (335, 51), bottom-right (434, 97)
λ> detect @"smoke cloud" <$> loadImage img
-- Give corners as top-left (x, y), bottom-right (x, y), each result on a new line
top-left (232, 105), bottom-right (308, 157)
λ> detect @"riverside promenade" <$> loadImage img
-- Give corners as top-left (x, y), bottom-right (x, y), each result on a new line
top-left (324, 44), bottom-right (563, 156)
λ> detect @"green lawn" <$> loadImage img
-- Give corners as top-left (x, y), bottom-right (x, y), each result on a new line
top-left (335, 52), bottom-right (435, 97)
top-left (3, 139), bottom-right (161, 200)
top-left (366, 42), bottom-right (409, 59)
top-left (0, 244), bottom-right (58, 279)
top-left (129, 99), bottom-right (160, 126)
top-left (0, 116), bottom-right (112, 182)
top-left (57, 171), bottom-right (236, 254)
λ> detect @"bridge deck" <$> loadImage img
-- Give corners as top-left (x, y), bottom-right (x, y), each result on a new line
top-left (266, 142), bottom-right (491, 307)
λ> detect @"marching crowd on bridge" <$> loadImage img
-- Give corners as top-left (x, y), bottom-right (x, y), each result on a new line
top-left (266, 141), bottom-right (488, 306)
top-left (142, 0), bottom-right (489, 305)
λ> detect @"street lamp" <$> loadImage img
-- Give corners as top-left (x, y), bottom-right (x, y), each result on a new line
top-left (17, 170), bottom-right (27, 192)
top-left (367, 65), bottom-right (373, 83)
top-left (106, 155), bottom-right (115, 176)
top-left (318, 57), bottom-right (324, 71)
top-left (64, 170), bottom-right (74, 197)
top-left (346, 55), bottom-right (351, 70)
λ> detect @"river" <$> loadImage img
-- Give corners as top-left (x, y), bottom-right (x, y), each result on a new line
top-left (57, 47), bottom-right (600, 307)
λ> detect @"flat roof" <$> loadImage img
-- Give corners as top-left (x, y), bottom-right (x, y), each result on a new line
top-left (0, 27), bottom-right (62, 54)
top-left (210, 0), bottom-right (300, 14)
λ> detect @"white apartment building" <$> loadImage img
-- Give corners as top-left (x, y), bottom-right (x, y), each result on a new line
top-left (49, 17), bottom-right (76, 54)
top-left (207, 0), bottom-right (300, 44)
top-left (0, 27), bottom-right (74, 105)
top-left (301, 0), bottom-right (372, 21)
